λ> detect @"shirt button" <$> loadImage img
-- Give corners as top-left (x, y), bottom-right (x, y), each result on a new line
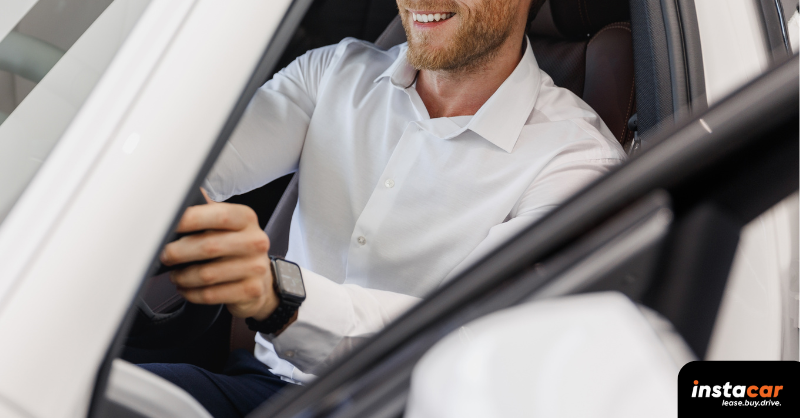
top-left (357, 236), bottom-right (366, 245)
top-left (384, 179), bottom-right (395, 188)
top-left (284, 350), bottom-right (295, 358)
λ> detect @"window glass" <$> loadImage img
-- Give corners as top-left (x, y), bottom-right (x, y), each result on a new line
top-left (0, 0), bottom-right (151, 223)
top-left (695, 0), bottom-right (771, 105)
top-left (782, 0), bottom-right (800, 52)
top-left (707, 193), bottom-right (799, 361)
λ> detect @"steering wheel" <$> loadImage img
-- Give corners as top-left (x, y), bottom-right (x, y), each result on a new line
top-left (125, 192), bottom-right (224, 349)
top-left (125, 291), bottom-right (223, 349)
top-left (125, 258), bottom-right (224, 349)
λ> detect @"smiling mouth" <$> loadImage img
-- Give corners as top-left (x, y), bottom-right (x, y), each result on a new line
top-left (411, 12), bottom-right (455, 23)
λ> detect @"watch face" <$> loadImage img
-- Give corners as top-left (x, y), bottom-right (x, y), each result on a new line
top-left (275, 259), bottom-right (305, 299)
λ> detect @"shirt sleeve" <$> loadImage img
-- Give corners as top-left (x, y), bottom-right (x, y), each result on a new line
top-left (266, 155), bottom-right (623, 375)
top-left (445, 155), bottom-right (625, 280)
top-left (267, 268), bottom-right (422, 374)
top-left (203, 44), bottom-right (341, 201)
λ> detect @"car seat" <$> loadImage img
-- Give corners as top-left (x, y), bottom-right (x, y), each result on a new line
top-left (229, 0), bottom-right (637, 352)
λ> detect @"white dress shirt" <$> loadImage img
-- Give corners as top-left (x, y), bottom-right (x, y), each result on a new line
top-left (204, 37), bottom-right (626, 383)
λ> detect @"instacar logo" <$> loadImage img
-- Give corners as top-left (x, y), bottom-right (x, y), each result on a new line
top-left (691, 380), bottom-right (783, 406)
top-left (678, 361), bottom-right (798, 417)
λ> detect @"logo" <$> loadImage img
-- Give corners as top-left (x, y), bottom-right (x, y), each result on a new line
top-left (679, 361), bottom-right (798, 417)
top-left (692, 380), bottom-right (783, 405)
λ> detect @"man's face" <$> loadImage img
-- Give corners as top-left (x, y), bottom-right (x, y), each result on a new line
top-left (397, 0), bottom-right (524, 72)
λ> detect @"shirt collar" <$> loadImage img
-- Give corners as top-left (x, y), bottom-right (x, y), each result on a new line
top-left (375, 38), bottom-right (542, 153)
top-left (374, 44), bottom-right (418, 88)
top-left (468, 38), bottom-right (541, 153)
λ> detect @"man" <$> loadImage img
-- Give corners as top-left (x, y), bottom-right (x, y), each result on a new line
top-left (142, 0), bottom-right (626, 416)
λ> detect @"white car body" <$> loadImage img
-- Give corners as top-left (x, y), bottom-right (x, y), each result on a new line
top-left (694, 0), bottom-right (798, 361)
top-left (0, 0), bottom-right (796, 417)
top-left (0, 0), bottom-right (290, 416)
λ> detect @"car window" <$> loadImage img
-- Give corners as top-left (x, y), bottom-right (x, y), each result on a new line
top-left (0, 0), bottom-right (151, 224)
top-left (695, 0), bottom-right (796, 105)
top-left (707, 192), bottom-right (799, 361)
top-left (784, 0), bottom-right (800, 52)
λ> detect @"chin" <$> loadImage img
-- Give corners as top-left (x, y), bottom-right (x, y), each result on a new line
top-left (410, 37), bottom-right (453, 54)
top-left (421, 43), bottom-right (452, 55)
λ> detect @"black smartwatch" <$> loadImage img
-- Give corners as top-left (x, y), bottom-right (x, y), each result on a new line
top-left (245, 257), bottom-right (306, 335)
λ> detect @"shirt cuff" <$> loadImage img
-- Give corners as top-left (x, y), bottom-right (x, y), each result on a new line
top-left (265, 267), bottom-right (353, 374)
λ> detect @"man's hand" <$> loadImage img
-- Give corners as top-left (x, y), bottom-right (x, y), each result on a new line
top-left (161, 189), bottom-right (278, 321)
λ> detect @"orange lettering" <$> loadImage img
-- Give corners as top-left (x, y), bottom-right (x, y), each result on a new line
top-left (747, 386), bottom-right (759, 397)
top-left (773, 386), bottom-right (782, 397)
top-left (759, 386), bottom-right (773, 397)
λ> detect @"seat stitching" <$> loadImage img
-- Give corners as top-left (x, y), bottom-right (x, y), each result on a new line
top-left (586, 22), bottom-right (631, 48)
top-left (585, 22), bottom-right (634, 143)
top-left (622, 77), bottom-right (636, 143)
top-left (616, 22), bottom-right (635, 143)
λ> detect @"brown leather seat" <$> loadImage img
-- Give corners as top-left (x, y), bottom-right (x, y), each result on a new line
top-left (230, 0), bottom-right (638, 353)
top-left (528, 0), bottom-right (636, 149)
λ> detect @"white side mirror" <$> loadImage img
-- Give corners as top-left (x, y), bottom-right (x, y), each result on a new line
top-left (405, 292), bottom-right (681, 418)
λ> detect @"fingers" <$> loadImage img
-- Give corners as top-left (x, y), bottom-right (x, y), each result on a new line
top-left (175, 202), bottom-right (258, 234)
top-left (178, 275), bottom-right (277, 318)
top-left (170, 255), bottom-right (270, 288)
top-left (178, 275), bottom-right (266, 305)
top-left (163, 189), bottom-right (279, 319)
top-left (161, 227), bottom-right (269, 266)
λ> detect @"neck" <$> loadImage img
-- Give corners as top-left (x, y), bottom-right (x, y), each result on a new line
top-left (416, 36), bottom-right (527, 119)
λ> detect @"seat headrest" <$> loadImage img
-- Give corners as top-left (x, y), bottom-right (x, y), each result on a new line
top-left (530, 0), bottom-right (631, 40)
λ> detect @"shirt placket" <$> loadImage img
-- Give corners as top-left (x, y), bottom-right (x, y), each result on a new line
top-left (344, 123), bottom-right (426, 286)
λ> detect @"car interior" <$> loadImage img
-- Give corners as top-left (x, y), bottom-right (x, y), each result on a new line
top-left (250, 30), bottom-right (796, 418)
top-left (120, 0), bottom-right (648, 376)
top-left (2, 0), bottom-right (793, 417)
top-left (106, 0), bottom-right (798, 414)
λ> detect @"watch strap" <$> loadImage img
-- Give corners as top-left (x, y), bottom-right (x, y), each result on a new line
top-left (245, 300), bottom-right (300, 335)
top-left (245, 256), bottom-right (304, 335)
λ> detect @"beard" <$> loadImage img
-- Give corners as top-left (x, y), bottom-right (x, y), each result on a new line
top-left (398, 0), bottom-right (518, 73)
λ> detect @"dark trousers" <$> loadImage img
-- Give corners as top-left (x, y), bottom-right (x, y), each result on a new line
top-left (139, 349), bottom-right (288, 418)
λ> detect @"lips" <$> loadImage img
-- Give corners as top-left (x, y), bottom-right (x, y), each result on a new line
top-left (410, 12), bottom-right (455, 23)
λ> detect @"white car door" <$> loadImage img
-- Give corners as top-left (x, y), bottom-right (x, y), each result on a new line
top-left (0, 0), bottom-right (295, 416)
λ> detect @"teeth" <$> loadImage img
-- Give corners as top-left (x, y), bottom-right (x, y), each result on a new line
top-left (412, 12), bottom-right (453, 23)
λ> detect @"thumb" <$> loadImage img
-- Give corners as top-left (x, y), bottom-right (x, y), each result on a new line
top-left (199, 187), bottom-right (214, 204)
